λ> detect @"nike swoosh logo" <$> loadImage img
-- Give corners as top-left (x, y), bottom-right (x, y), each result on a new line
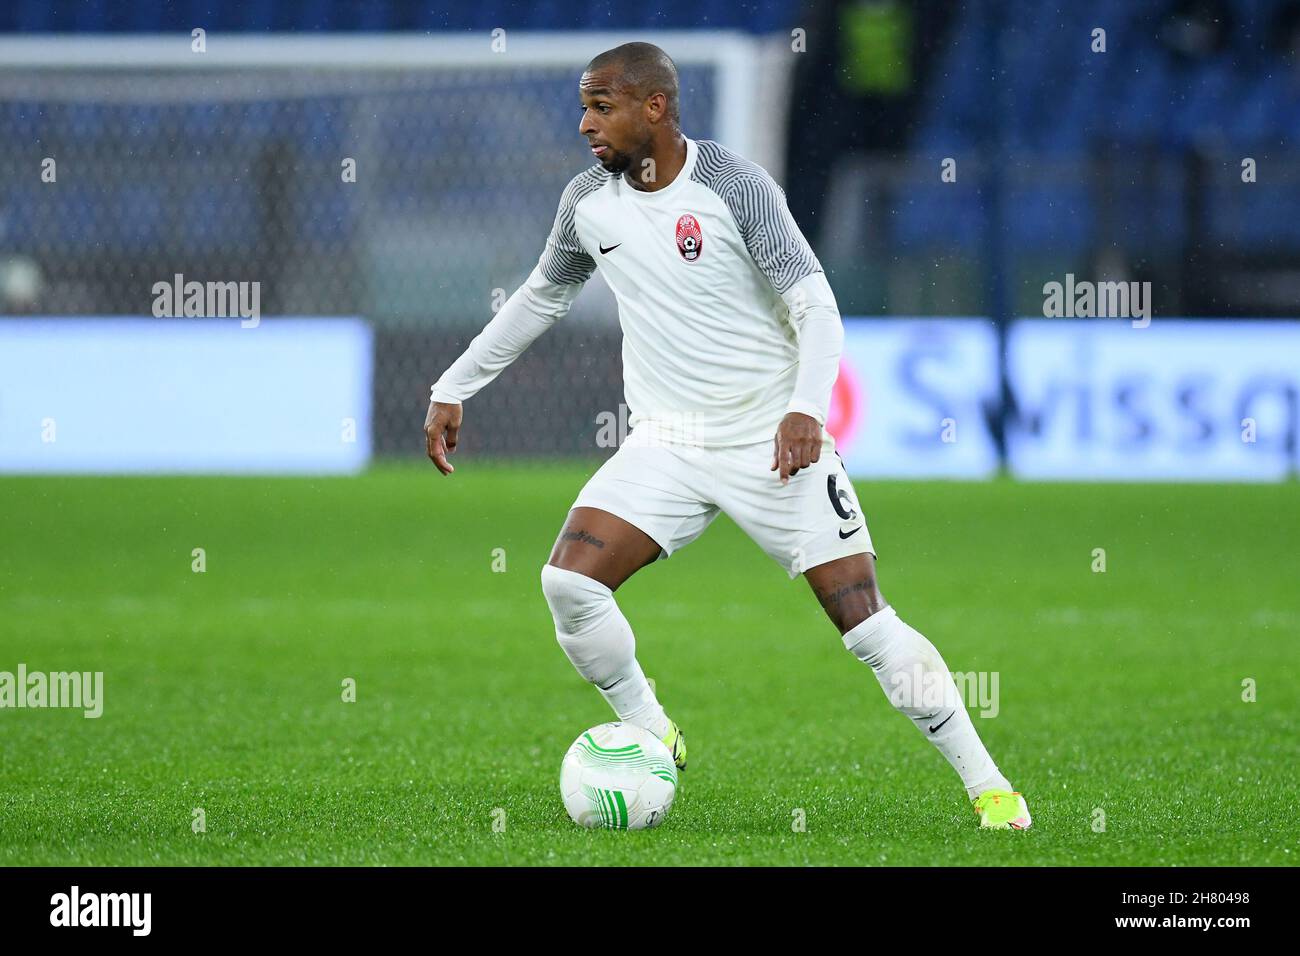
top-left (928, 711), bottom-right (955, 734)
top-left (599, 243), bottom-right (621, 255)
top-left (838, 526), bottom-right (862, 539)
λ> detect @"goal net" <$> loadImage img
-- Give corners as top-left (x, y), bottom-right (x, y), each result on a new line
top-left (0, 32), bottom-right (780, 458)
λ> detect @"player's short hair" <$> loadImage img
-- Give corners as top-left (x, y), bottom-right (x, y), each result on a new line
top-left (585, 42), bottom-right (681, 127)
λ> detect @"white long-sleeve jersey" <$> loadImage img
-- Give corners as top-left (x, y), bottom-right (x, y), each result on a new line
top-left (430, 135), bottom-right (843, 447)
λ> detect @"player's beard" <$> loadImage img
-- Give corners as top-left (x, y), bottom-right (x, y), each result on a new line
top-left (601, 147), bottom-right (633, 174)
top-left (602, 134), bottom-right (653, 177)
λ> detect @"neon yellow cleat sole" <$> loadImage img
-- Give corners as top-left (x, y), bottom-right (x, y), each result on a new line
top-left (973, 789), bottom-right (1031, 830)
top-left (661, 719), bottom-right (687, 772)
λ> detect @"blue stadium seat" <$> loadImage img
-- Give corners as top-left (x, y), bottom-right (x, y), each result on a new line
top-left (0, 0), bottom-right (803, 33)
top-left (903, 0), bottom-right (1300, 259)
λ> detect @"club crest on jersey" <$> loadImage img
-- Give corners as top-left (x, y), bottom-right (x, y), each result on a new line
top-left (675, 213), bottom-right (703, 262)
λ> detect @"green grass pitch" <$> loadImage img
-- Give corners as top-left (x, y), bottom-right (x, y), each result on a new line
top-left (1, 463), bottom-right (1296, 866)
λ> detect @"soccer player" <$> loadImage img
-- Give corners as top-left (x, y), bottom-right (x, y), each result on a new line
top-left (425, 42), bottom-right (1030, 829)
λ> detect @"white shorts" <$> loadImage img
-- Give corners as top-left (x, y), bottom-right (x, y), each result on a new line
top-left (570, 430), bottom-right (875, 580)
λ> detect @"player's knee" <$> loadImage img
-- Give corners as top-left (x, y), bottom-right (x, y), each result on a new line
top-left (541, 563), bottom-right (613, 636)
top-left (541, 564), bottom-right (626, 686)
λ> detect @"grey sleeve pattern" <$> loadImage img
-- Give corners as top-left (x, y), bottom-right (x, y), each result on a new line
top-left (693, 140), bottom-right (822, 295)
top-left (537, 167), bottom-right (606, 285)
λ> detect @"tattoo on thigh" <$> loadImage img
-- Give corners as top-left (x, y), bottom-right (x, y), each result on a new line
top-left (813, 578), bottom-right (877, 609)
top-left (560, 528), bottom-right (606, 550)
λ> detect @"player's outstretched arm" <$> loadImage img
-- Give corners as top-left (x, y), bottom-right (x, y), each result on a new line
top-left (423, 175), bottom-right (598, 476)
top-left (422, 266), bottom-right (587, 476)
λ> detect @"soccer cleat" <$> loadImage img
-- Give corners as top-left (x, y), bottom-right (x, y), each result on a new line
top-left (973, 789), bottom-right (1032, 830)
top-left (661, 719), bottom-right (687, 772)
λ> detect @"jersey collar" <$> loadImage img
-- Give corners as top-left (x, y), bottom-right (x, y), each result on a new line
top-left (618, 136), bottom-right (697, 201)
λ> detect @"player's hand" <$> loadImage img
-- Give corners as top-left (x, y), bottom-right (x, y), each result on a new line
top-left (771, 412), bottom-right (821, 485)
top-left (424, 400), bottom-right (463, 475)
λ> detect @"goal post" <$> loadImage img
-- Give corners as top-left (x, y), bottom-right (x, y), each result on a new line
top-left (0, 31), bottom-right (793, 458)
top-left (0, 31), bottom-right (777, 163)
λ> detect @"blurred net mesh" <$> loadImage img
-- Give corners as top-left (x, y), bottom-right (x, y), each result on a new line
top-left (0, 63), bottom-right (717, 458)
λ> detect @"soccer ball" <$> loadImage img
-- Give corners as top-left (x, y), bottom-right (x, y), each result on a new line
top-left (559, 722), bottom-right (678, 830)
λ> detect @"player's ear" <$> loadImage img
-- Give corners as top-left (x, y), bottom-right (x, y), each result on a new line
top-left (645, 92), bottom-right (665, 124)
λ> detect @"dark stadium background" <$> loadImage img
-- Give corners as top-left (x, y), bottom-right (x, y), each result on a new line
top-left (3, 0), bottom-right (1297, 464)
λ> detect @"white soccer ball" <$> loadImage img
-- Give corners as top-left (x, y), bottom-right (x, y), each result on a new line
top-left (559, 722), bottom-right (678, 830)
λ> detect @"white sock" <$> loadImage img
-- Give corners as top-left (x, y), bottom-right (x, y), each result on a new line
top-left (541, 564), bottom-right (670, 739)
top-left (842, 606), bottom-right (1012, 799)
